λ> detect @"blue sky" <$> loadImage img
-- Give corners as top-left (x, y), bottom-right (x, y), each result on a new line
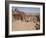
top-left (13, 7), bottom-right (40, 13)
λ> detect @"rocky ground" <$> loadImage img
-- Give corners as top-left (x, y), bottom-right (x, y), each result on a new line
top-left (12, 13), bottom-right (40, 31)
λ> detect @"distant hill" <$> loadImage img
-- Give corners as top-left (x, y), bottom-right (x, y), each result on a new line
top-left (13, 11), bottom-right (40, 16)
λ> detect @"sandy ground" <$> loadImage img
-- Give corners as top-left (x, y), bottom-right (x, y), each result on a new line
top-left (12, 18), bottom-right (37, 31)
